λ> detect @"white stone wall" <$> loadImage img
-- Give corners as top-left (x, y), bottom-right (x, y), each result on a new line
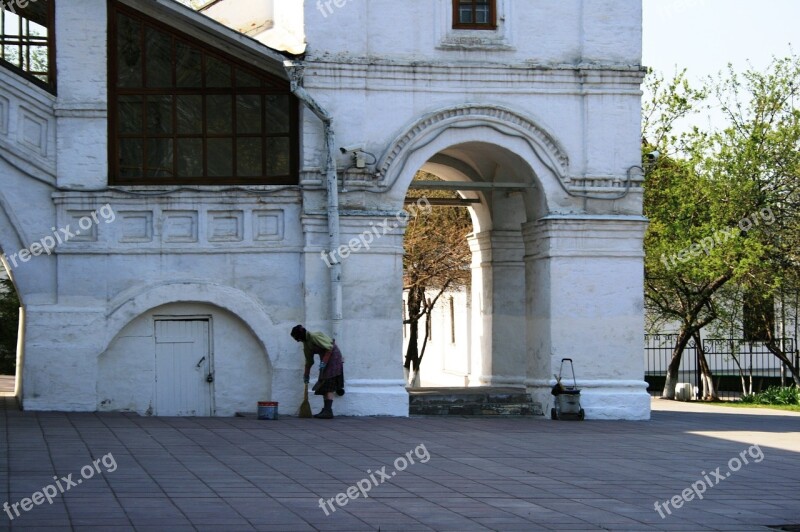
top-left (0, 0), bottom-right (649, 419)
top-left (402, 288), bottom-right (472, 388)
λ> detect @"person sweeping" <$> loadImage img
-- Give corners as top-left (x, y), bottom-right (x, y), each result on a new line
top-left (290, 325), bottom-right (345, 419)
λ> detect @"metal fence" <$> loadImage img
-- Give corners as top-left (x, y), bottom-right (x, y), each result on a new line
top-left (645, 334), bottom-right (799, 400)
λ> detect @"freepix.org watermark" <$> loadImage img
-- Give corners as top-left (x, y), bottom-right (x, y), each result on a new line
top-left (318, 443), bottom-right (430, 516)
top-left (316, 0), bottom-right (353, 18)
top-left (653, 444), bottom-right (764, 519)
top-left (320, 197), bottom-right (431, 268)
top-left (1, 0), bottom-right (39, 15)
top-left (2, 204), bottom-right (116, 269)
top-left (3, 453), bottom-right (118, 521)
top-left (660, 206), bottom-right (775, 270)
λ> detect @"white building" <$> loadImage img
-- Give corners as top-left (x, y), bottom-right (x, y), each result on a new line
top-left (0, 0), bottom-right (649, 419)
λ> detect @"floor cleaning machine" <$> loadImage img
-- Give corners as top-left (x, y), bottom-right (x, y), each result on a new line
top-left (550, 358), bottom-right (585, 420)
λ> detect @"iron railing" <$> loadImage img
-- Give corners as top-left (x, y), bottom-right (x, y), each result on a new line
top-left (644, 334), bottom-right (798, 400)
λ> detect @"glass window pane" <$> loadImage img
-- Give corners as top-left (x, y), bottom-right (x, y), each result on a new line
top-left (118, 96), bottom-right (143, 134)
top-left (205, 55), bottom-right (231, 87)
top-left (117, 13), bottom-right (142, 87)
top-left (265, 137), bottom-right (290, 176)
top-left (177, 138), bottom-right (203, 177)
top-left (237, 138), bottom-right (262, 177)
top-left (207, 95), bottom-right (232, 134)
top-left (458, 0), bottom-right (473, 24)
top-left (476, 0), bottom-right (490, 23)
top-left (207, 138), bottom-right (232, 177)
top-left (236, 95), bottom-right (262, 134)
top-left (3, 12), bottom-right (21, 36)
top-left (264, 95), bottom-right (290, 134)
top-left (146, 95), bottom-right (173, 134)
top-left (28, 20), bottom-right (47, 38)
top-left (176, 41), bottom-right (202, 88)
top-left (28, 45), bottom-right (48, 75)
top-left (176, 95), bottom-right (202, 134)
top-left (119, 138), bottom-right (143, 179)
top-left (146, 138), bottom-right (174, 178)
top-left (145, 27), bottom-right (172, 87)
top-left (236, 68), bottom-right (262, 88)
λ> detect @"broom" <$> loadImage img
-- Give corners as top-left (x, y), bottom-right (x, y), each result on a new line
top-left (298, 383), bottom-right (312, 418)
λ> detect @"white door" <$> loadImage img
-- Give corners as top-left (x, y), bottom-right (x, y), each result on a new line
top-left (154, 319), bottom-right (213, 416)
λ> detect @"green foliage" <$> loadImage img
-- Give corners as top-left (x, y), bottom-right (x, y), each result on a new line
top-left (644, 56), bottom-right (800, 335)
top-left (740, 385), bottom-right (800, 405)
top-left (643, 55), bottom-right (800, 392)
top-left (0, 277), bottom-right (19, 375)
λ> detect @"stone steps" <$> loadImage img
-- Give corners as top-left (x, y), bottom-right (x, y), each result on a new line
top-left (408, 387), bottom-right (543, 416)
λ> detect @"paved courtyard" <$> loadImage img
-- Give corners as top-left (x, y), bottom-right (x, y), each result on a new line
top-left (0, 390), bottom-right (799, 531)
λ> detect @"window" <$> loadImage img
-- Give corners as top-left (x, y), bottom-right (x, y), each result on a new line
top-left (109, 4), bottom-right (298, 185)
top-left (0, 0), bottom-right (55, 91)
top-left (453, 0), bottom-right (496, 30)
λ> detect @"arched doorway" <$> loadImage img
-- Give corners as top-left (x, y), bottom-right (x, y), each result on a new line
top-left (100, 301), bottom-right (273, 417)
top-left (380, 104), bottom-right (650, 419)
top-left (401, 141), bottom-right (540, 391)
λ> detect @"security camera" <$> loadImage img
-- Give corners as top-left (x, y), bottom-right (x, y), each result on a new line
top-left (339, 143), bottom-right (365, 154)
top-left (646, 150), bottom-right (660, 162)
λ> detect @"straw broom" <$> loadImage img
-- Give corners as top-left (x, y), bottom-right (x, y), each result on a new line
top-left (298, 383), bottom-right (312, 418)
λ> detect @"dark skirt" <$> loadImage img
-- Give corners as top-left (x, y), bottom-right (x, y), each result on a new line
top-left (313, 372), bottom-right (345, 396)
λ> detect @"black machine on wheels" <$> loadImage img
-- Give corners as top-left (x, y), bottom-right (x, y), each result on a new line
top-left (550, 358), bottom-right (584, 421)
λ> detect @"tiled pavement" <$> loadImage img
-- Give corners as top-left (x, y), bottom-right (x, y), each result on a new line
top-left (1, 393), bottom-right (799, 531)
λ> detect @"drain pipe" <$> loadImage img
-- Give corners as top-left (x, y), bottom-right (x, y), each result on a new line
top-left (285, 61), bottom-right (342, 341)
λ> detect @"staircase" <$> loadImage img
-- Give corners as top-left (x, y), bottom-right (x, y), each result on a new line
top-left (408, 387), bottom-right (543, 416)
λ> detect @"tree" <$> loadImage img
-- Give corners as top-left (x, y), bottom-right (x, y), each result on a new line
top-left (642, 59), bottom-right (800, 398)
top-left (0, 277), bottom-right (20, 375)
top-left (706, 56), bottom-right (800, 387)
top-left (403, 173), bottom-right (472, 387)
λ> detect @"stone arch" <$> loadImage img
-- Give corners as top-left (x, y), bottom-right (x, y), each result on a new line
top-left (385, 105), bottom-right (577, 390)
top-left (105, 280), bottom-right (279, 368)
top-left (0, 186), bottom-right (33, 302)
top-left (376, 104), bottom-right (573, 219)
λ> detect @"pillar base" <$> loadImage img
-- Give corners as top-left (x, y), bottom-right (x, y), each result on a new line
top-left (528, 379), bottom-right (650, 420)
top-left (333, 379), bottom-right (409, 416)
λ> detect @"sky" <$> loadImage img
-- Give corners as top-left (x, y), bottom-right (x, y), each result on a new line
top-left (641, 0), bottom-right (798, 133)
top-left (642, 0), bottom-right (797, 81)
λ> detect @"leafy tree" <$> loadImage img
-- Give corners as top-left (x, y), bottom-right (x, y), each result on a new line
top-left (707, 57), bottom-right (800, 386)
top-left (643, 57), bottom-right (800, 398)
top-left (403, 172), bottom-right (472, 387)
top-left (0, 277), bottom-right (20, 375)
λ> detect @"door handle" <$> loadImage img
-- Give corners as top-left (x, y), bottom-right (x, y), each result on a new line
top-left (196, 356), bottom-right (206, 368)
top-left (206, 373), bottom-right (214, 383)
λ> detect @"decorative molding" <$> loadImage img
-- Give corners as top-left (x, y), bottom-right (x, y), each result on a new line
top-left (0, 69), bottom-right (57, 180)
top-left (52, 193), bottom-right (293, 253)
top-left (376, 104), bottom-right (569, 185)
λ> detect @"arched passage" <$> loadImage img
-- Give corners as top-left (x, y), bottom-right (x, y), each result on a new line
top-left (385, 105), bottom-right (650, 419)
top-left (386, 105), bottom-right (570, 393)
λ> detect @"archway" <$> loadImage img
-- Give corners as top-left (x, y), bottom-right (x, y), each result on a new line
top-left (100, 281), bottom-right (280, 416)
top-left (401, 140), bottom-right (546, 390)
top-left (383, 105), bottom-right (650, 419)
top-left (380, 105), bottom-right (571, 396)
top-left (100, 301), bottom-right (272, 416)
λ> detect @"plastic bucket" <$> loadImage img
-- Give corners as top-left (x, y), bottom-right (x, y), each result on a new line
top-left (257, 401), bottom-right (278, 420)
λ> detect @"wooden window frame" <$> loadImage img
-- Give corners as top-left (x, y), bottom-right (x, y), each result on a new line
top-left (0, 0), bottom-right (56, 92)
top-left (452, 0), bottom-right (497, 30)
top-left (108, 3), bottom-right (299, 186)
